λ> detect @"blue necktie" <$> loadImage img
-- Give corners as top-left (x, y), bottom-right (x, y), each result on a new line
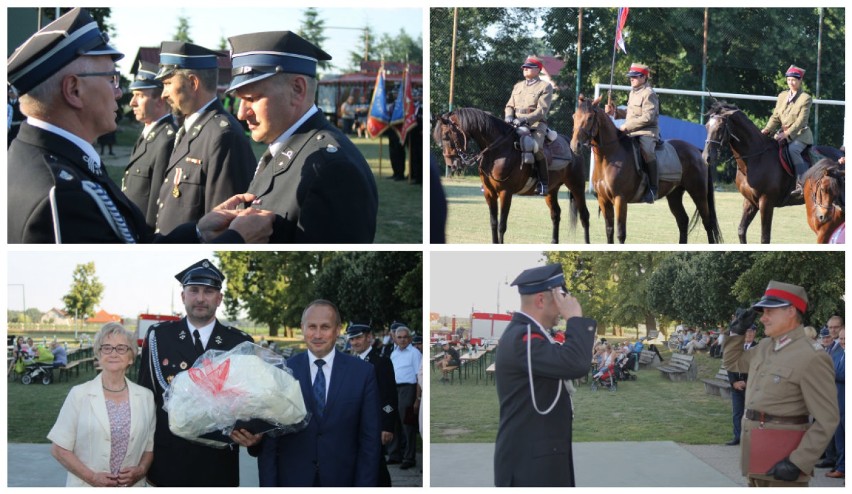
top-left (313, 359), bottom-right (326, 417)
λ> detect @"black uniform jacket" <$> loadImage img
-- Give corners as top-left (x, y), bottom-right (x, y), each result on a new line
top-left (123, 116), bottom-right (177, 229)
top-left (246, 111), bottom-right (378, 243)
top-left (137, 318), bottom-right (253, 486)
top-left (494, 312), bottom-right (597, 487)
top-left (364, 347), bottom-right (399, 433)
top-left (6, 122), bottom-right (242, 243)
top-left (155, 100), bottom-right (254, 235)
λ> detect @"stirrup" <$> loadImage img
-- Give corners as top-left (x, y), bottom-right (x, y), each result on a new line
top-left (536, 182), bottom-right (548, 196)
top-left (642, 187), bottom-right (656, 204)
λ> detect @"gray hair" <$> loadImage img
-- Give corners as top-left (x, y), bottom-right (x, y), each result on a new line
top-left (94, 322), bottom-right (138, 358)
top-left (20, 57), bottom-right (98, 117)
top-left (300, 299), bottom-right (341, 328)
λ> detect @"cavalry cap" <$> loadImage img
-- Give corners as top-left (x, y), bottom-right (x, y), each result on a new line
top-left (227, 31), bottom-right (332, 92)
top-left (129, 60), bottom-right (162, 90)
top-left (819, 326), bottom-right (831, 337)
top-left (751, 280), bottom-right (808, 313)
top-left (155, 41), bottom-right (219, 80)
top-left (346, 322), bottom-right (372, 339)
top-left (390, 321), bottom-right (408, 332)
top-left (511, 264), bottom-right (565, 295)
top-left (785, 64), bottom-right (805, 79)
top-left (626, 63), bottom-right (650, 78)
top-left (175, 259), bottom-right (225, 290)
top-left (8, 7), bottom-right (123, 96)
top-left (521, 56), bottom-right (543, 70)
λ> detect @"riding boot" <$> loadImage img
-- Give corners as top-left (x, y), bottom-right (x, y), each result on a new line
top-left (786, 176), bottom-right (805, 204)
top-left (642, 159), bottom-right (658, 204)
top-left (535, 157), bottom-right (548, 196)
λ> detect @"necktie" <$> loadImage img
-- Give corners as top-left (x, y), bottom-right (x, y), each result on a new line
top-left (256, 148), bottom-right (274, 176)
top-left (313, 359), bottom-right (326, 417)
top-left (174, 126), bottom-right (186, 148)
top-left (193, 329), bottom-right (204, 355)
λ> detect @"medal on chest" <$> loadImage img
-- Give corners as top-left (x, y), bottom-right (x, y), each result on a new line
top-left (172, 168), bottom-right (182, 198)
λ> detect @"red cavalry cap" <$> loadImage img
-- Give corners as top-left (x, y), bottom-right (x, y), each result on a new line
top-left (521, 56), bottom-right (543, 70)
top-left (785, 65), bottom-right (805, 79)
top-left (626, 63), bottom-right (650, 78)
top-left (751, 280), bottom-right (808, 313)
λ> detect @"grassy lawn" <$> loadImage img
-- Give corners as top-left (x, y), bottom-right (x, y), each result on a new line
top-left (105, 123), bottom-right (422, 243)
top-left (430, 345), bottom-right (733, 445)
top-left (441, 176), bottom-right (816, 244)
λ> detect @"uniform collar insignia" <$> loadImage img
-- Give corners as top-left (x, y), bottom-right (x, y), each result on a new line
top-left (178, 330), bottom-right (186, 340)
top-left (214, 335), bottom-right (223, 345)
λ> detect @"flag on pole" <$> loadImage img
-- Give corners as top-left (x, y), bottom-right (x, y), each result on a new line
top-left (367, 63), bottom-right (390, 138)
top-left (400, 65), bottom-right (418, 141)
top-left (615, 7), bottom-right (629, 54)
top-left (390, 76), bottom-right (405, 128)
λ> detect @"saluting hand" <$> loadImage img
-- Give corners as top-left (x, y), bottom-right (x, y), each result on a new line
top-left (551, 288), bottom-right (582, 320)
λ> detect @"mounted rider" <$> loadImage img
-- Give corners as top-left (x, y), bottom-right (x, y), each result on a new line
top-left (605, 62), bottom-right (660, 203)
top-left (761, 64), bottom-right (813, 198)
top-left (505, 56), bottom-right (553, 196)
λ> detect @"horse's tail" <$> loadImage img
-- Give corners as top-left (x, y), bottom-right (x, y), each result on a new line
top-left (567, 191), bottom-right (578, 234)
top-left (694, 164), bottom-right (724, 243)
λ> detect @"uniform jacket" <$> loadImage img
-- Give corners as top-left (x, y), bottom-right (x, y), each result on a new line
top-left (727, 340), bottom-right (756, 383)
top-left (122, 116), bottom-right (177, 229)
top-left (724, 326), bottom-right (839, 480)
top-left (155, 100), bottom-right (254, 235)
top-left (137, 318), bottom-right (253, 486)
top-left (505, 78), bottom-right (553, 127)
top-left (835, 351), bottom-right (845, 413)
top-left (255, 350), bottom-right (381, 487)
top-left (247, 111), bottom-right (378, 243)
top-left (363, 348), bottom-right (399, 434)
top-left (621, 83), bottom-right (660, 138)
top-left (494, 312), bottom-right (597, 487)
top-left (763, 90), bottom-right (814, 145)
top-left (47, 373), bottom-right (155, 487)
top-left (7, 122), bottom-right (242, 244)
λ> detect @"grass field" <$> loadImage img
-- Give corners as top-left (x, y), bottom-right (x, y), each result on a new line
top-left (441, 176), bottom-right (817, 244)
top-left (430, 345), bottom-right (734, 445)
top-left (105, 123), bottom-right (422, 243)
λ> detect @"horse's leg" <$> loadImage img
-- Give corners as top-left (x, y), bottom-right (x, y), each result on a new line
top-left (601, 198), bottom-right (615, 244)
top-left (665, 188), bottom-right (690, 243)
top-left (738, 199), bottom-right (758, 244)
top-left (613, 196), bottom-right (628, 244)
top-left (498, 190), bottom-right (513, 244)
top-left (483, 184), bottom-right (500, 244)
top-left (545, 190), bottom-right (561, 244)
top-left (566, 180), bottom-right (591, 244)
top-left (758, 196), bottom-right (774, 244)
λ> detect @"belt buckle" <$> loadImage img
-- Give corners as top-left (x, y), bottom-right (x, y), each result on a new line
top-left (759, 411), bottom-right (766, 429)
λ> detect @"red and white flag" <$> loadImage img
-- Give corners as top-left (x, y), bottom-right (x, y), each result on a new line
top-left (615, 7), bottom-right (629, 54)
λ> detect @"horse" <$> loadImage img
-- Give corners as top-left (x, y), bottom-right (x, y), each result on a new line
top-left (433, 107), bottom-right (591, 244)
top-left (802, 158), bottom-right (844, 243)
top-left (703, 101), bottom-right (802, 244)
top-left (569, 95), bottom-right (721, 244)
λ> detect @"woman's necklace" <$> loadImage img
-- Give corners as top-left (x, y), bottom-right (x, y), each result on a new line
top-left (102, 381), bottom-right (128, 393)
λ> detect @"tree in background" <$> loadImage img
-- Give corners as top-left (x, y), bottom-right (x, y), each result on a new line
top-left (62, 262), bottom-right (104, 320)
top-left (347, 25), bottom-right (376, 69)
top-left (173, 15), bottom-right (193, 42)
top-left (300, 7), bottom-right (330, 71)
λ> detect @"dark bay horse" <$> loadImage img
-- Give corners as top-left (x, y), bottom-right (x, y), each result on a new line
top-left (802, 158), bottom-right (844, 243)
top-left (434, 107), bottom-right (591, 243)
top-left (569, 96), bottom-right (721, 244)
top-left (703, 101), bottom-right (800, 243)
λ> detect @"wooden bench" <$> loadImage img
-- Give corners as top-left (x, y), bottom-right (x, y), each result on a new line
top-left (58, 361), bottom-right (83, 382)
top-left (657, 353), bottom-right (697, 381)
top-left (430, 352), bottom-right (445, 370)
top-left (637, 350), bottom-right (660, 369)
top-left (485, 363), bottom-right (496, 385)
top-left (701, 366), bottom-right (732, 400)
top-left (440, 365), bottom-right (460, 384)
top-left (280, 347), bottom-right (295, 358)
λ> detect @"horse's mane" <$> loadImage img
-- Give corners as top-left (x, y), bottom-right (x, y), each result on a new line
top-left (803, 158), bottom-right (844, 184)
top-left (454, 107), bottom-right (509, 135)
top-left (707, 100), bottom-right (740, 116)
top-left (707, 100), bottom-right (765, 137)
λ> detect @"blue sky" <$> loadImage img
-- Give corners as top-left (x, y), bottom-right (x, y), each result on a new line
top-left (107, 7), bottom-right (423, 77)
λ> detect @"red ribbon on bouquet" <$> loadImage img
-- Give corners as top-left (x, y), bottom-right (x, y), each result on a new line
top-left (188, 358), bottom-right (243, 399)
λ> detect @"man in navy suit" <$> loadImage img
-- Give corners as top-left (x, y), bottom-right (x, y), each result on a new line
top-left (240, 300), bottom-right (381, 486)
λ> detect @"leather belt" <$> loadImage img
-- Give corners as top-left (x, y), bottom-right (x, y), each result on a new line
top-left (745, 409), bottom-right (809, 425)
top-left (396, 383), bottom-right (416, 387)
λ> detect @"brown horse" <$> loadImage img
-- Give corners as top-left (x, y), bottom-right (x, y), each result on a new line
top-left (434, 107), bottom-right (591, 244)
top-left (703, 101), bottom-right (802, 244)
top-left (569, 96), bottom-right (721, 244)
top-left (802, 158), bottom-right (844, 243)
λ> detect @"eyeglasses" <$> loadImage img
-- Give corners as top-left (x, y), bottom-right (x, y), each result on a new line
top-left (100, 344), bottom-right (131, 355)
top-left (76, 70), bottom-right (121, 89)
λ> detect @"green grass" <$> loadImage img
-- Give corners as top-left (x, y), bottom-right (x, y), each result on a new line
top-left (430, 347), bottom-right (733, 445)
top-left (105, 123), bottom-right (421, 243)
top-left (442, 176), bottom-right (817, 244)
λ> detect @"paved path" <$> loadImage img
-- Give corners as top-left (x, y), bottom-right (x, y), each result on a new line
top-left (7, 444), bottom-right (421, 487)
top-left (431, 441), bottom-right (844, 487)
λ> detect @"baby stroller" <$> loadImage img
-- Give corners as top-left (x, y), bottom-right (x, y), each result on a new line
top-left (590, 363), bottom-right (617, 392)
top-left (20, 359), bottom-right (53, 385)
top-left (615, 353), bottom-right (637, 381)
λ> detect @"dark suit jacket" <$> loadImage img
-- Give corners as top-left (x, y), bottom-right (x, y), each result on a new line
top-left (155, 100), bottom-right (254, 235)
top-left (255, 350), bottom-right (381, 486)
top-left (246, 111), bottom-right (378, 243)
top-left (363, 348), bottom-right (399, 434)
top-left (123, 116), bottom-right (177, 229)
top-left (494, 312), bottom-right (597, 487)
top-left (7, 122), bottom-right (243, 244)
top-left (137, 318), bottom-right (253, 486)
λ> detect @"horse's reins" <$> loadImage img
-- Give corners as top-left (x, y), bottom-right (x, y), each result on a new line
top-left (811, 174), bottom-right (841, 215)
top-left (446, 115), bottom-right (520, 183)
top-left (705, 112), bottom-right (773, 166)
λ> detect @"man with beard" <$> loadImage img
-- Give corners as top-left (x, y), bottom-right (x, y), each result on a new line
top-left (138, 259), bottom-right (254, 486)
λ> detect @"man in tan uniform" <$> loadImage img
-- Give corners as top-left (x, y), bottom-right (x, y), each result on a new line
top-left (505, 56), bottom-right (553, 196)
top-left (761, 65), bottom-right (813, 179)
top-left (724, 281), bottom-right (839, 487)
top-left (606, 62), bottom-right (660, 203)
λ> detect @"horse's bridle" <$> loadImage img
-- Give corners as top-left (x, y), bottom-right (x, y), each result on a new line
top-left (574, 105), bottom-right (601, 149)
top-left (441, 116), bottom-right (480, 167)
top-left (811, 173), bottom-right (840, 217)
top-left (705, 111), bottom-right (772, 165)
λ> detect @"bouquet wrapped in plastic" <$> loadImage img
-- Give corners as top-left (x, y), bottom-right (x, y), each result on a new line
top-left (164, 341), bottom-right (308, 447)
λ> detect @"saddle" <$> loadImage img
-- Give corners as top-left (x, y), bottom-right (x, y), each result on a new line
top-left (514, 126), bottom-right (572, 171)
top-left (778, 141), bottom-right (812, 178)
top-left (629, 137), bottom-right (682, 182)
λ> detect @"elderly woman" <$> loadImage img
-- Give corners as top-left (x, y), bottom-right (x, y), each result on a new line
top-left (47, 323), bottom-right (155, 487)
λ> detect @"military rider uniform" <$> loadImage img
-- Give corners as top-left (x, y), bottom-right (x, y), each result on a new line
top-left (723, 281), bottom-right (839, 487)
top-left (505, 56), bottom-right (553, 195)
top-left (137, 260), bottom-right (254, 486)
top-left (494, 264), bottom-right (597, 487)
top-left (762, 64), bottom-right (813, 178)
top-left (619, 63), bottom-right (660, 203)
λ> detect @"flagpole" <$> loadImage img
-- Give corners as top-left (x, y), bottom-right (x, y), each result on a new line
top-left (607, 14), bottom-right (619, 107)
